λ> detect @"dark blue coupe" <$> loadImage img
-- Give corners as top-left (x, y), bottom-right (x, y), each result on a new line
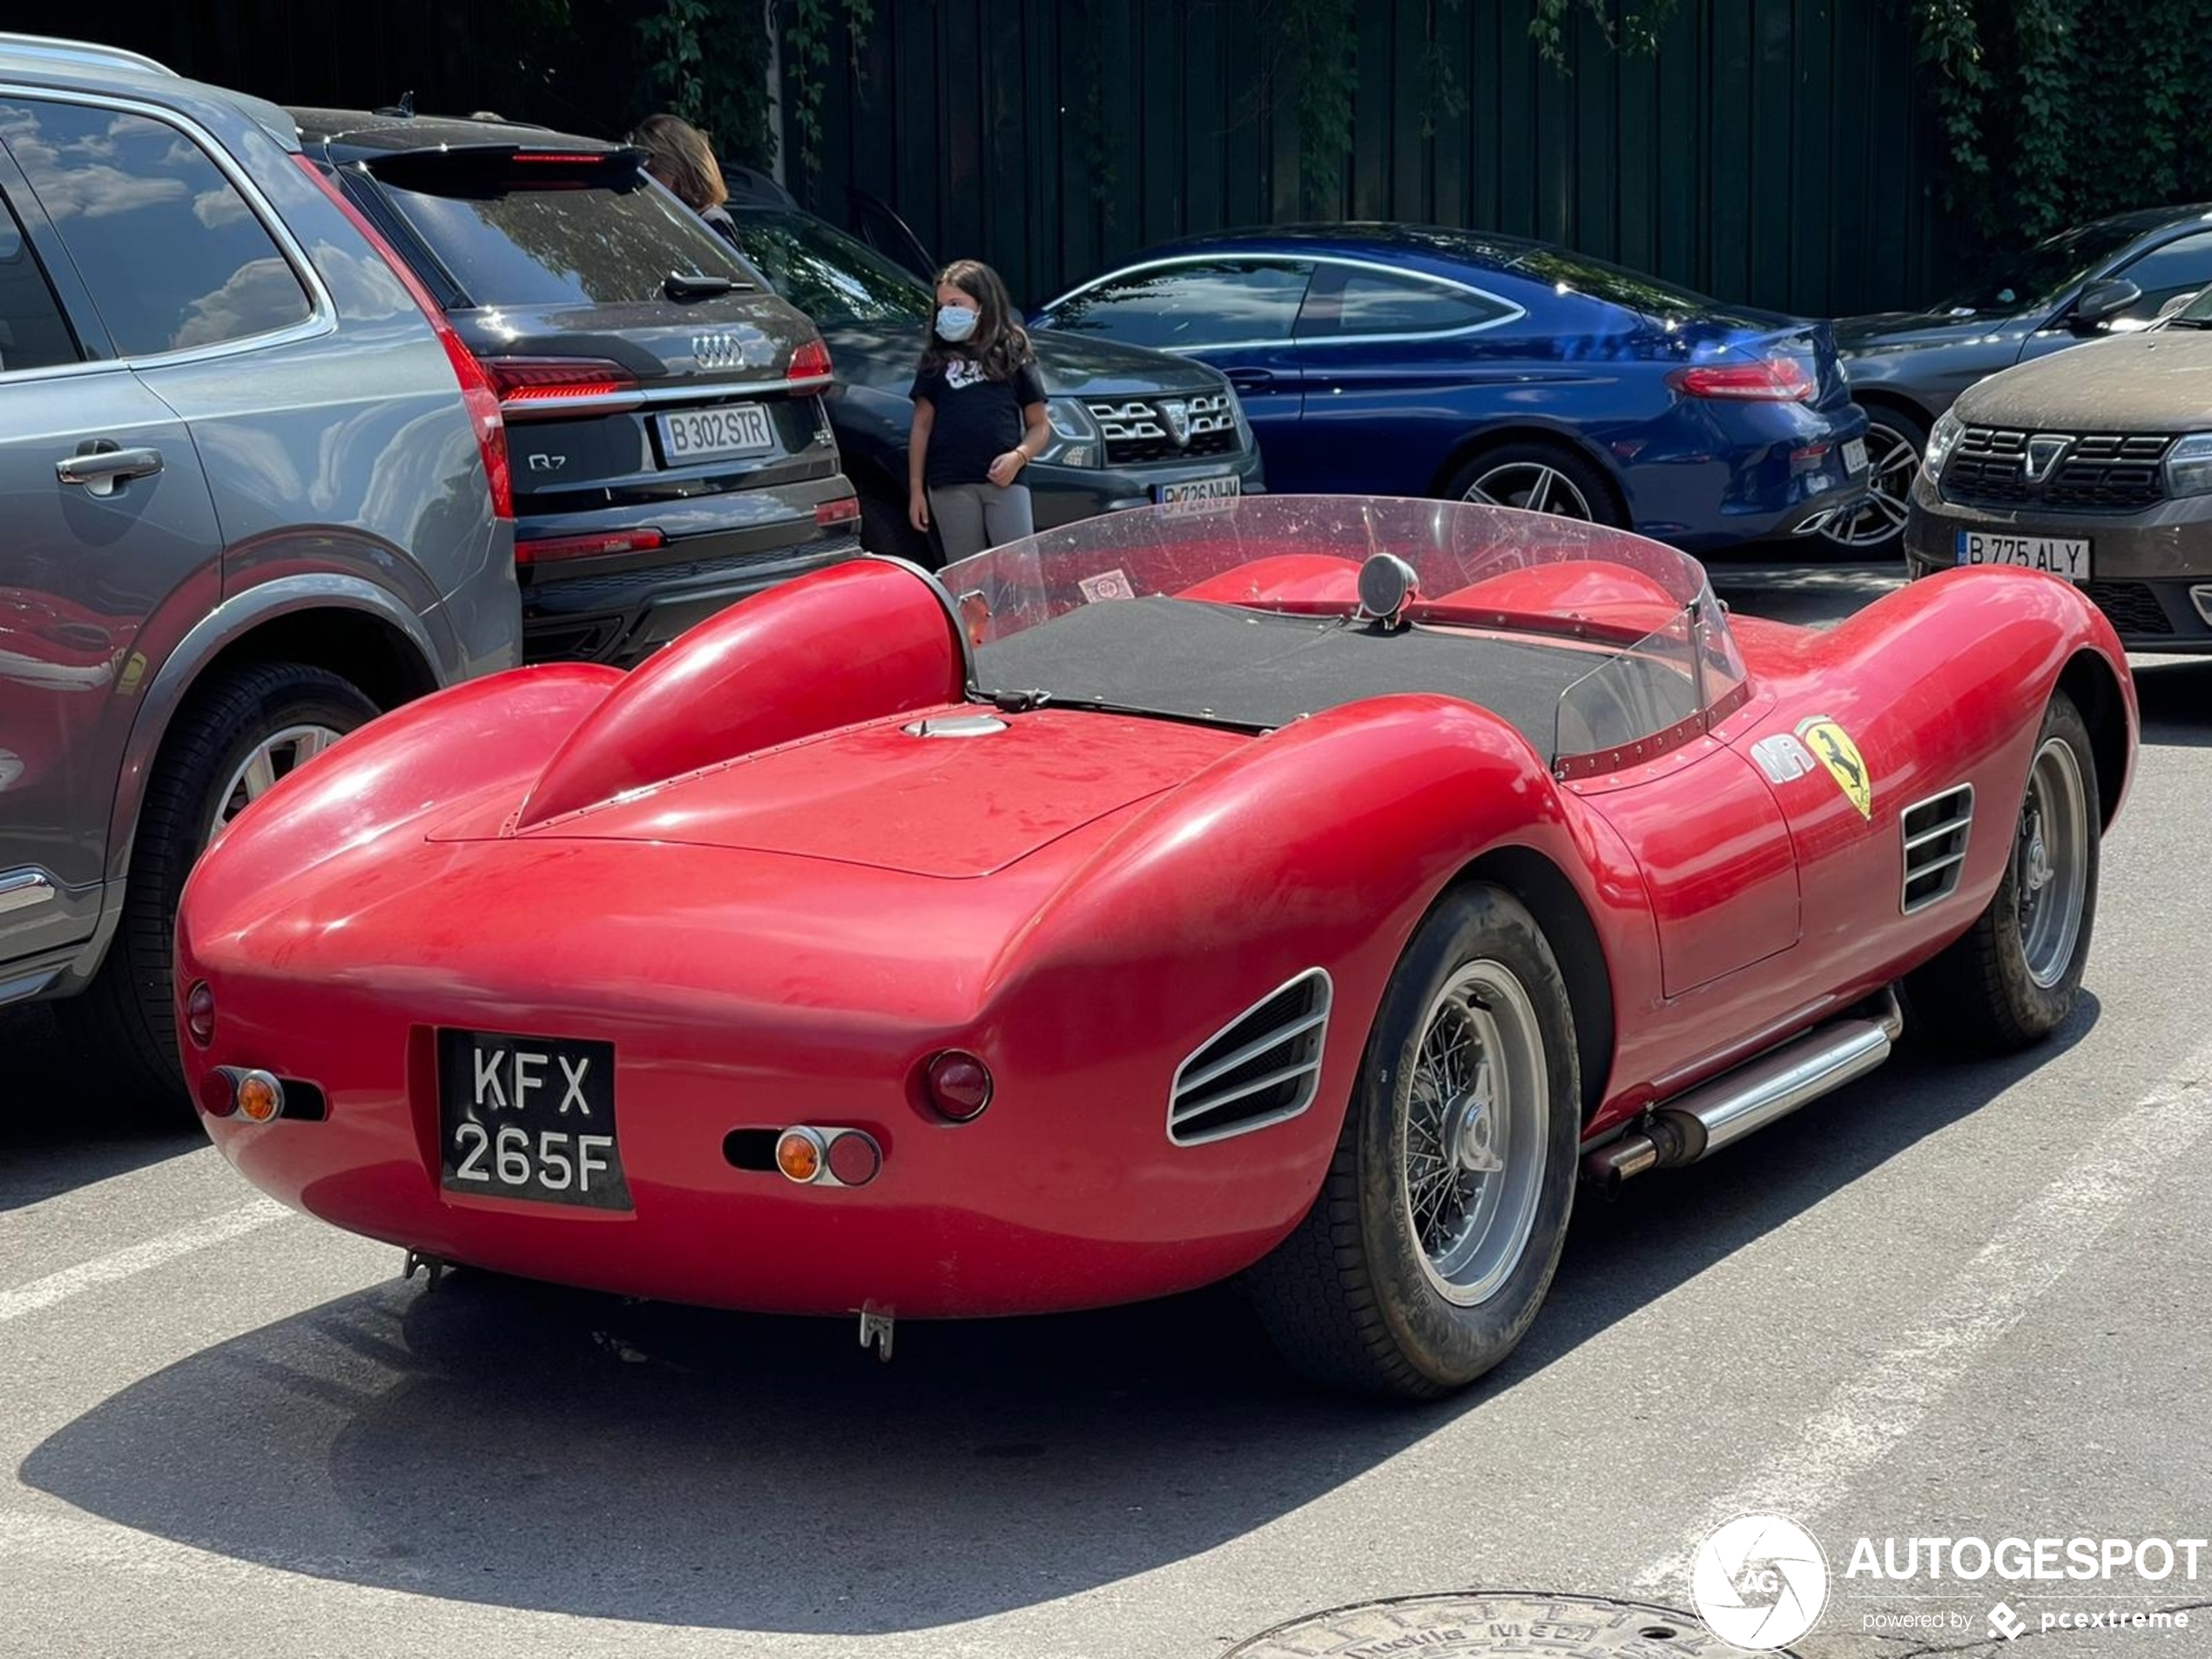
top-left (1032, 226), bottom-right (1871, 551)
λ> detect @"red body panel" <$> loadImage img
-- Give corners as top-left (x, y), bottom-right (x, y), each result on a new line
top-left (178, 556), bottom-right (2135, 1319)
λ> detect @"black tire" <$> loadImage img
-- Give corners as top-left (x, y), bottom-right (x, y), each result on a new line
top-left (1440, 439), bottom-right (1623, 527)
top-left (1246, 884), bottom-right (1581, 1398)
top-left (856, 475), bottom-right (940, 569)
top-left (58, 663), bottom-right (380, 1110)
top-left (1905, 691), bottom-right (2100, 1053)
top-left (1817, 404), bottom-right (1928, 559)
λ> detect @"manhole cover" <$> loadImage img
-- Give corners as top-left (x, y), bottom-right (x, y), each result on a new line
top-left (1224, 1592), bottom-right (1790, 1658)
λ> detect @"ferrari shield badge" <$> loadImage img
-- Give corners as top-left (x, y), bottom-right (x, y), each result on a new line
top-left (1796, 714), bottom-right (1871, 818)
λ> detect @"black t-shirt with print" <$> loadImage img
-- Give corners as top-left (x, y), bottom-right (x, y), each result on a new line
top-left (909, 355), bottom-right (1048, 489)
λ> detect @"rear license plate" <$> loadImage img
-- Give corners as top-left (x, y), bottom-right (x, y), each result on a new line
top-left (657, 404), bottom-right (775, 465)
top-left (1842, 436), bottom-right (1868, 475)
top-left (1955, 529), bottom-right (2092, 581)
top-left (437, 1029), bottom-right (629, 1210)
top-left (1157, 475), bottom-right (1240, 512)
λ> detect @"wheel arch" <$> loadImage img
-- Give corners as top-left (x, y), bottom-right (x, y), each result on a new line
top-left (103, 579), bottom-right (447, 890)
top-left (1441, 844), bottom-right (1615, 1122)
top-left (1846, 387), bottom-right (1936, 435)
top-left (2056, 647), bottom-right (2131, 828)
top-left (1425, 423), bottom-right (1630, 523)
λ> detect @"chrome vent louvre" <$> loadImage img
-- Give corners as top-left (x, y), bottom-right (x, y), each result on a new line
top-left (1901, 783), bottom-right (1974, 913)
top-left (1168, 968), bottom-right (1332, 1146)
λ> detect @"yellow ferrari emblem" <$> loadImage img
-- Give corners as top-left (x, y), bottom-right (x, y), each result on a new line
top-left (1796, 716), bottom-right (1871, 818)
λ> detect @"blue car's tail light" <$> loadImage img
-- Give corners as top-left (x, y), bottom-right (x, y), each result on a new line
top-left (1668, 358), bottom-right (1816, 401)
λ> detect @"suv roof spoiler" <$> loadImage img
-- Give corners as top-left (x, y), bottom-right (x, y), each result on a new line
top-left (0, 33), bottom-right (179, 77)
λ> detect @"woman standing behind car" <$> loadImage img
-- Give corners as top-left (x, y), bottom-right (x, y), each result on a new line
top-left (909, 260), bottom-right (1051, 561)
top-left (629, 112), bottom-right (744, 250)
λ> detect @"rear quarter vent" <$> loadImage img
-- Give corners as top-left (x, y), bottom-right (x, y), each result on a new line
top-left (1169, 969), bottom-right (1332, 1146)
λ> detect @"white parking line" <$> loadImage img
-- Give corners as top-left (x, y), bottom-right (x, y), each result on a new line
top-left (0, 1198), bottom-right (291, 1325)
top-left (1635, 1035), bottom-right (2212, 1594)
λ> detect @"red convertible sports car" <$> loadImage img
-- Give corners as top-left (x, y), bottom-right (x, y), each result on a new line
top-left (177, 497), bottom-right (2134, 1397)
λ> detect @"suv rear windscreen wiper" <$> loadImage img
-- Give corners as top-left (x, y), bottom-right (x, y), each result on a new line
top-left (665, 271), bottom-right (738, 300)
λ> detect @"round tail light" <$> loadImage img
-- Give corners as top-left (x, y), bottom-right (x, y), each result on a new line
top-left (198, 1070), bottom-right (238, 1117)
top-left (775, 1127), bottom-right (826, 1184)
top-left (826, 1130), bottom-right (882, 1187)
top-left (922, 1050), bottom-right (992, 1122)
top-left (234, 1070), bottom-right (285, 1124)
top-left (185, 981), bottom-right (216, 1047)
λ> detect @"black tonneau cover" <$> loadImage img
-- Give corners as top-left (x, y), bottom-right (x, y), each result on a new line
top-left (974, 597), bottom-right (1666, 749)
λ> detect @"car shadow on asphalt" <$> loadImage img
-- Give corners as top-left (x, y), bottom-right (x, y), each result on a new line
top-left (0, 1006), bottom-right (203, 1211)
top-left (17, 995), bottom-right (2101, 1634)
top-left (2133, 658), bottom-right (2212, 747)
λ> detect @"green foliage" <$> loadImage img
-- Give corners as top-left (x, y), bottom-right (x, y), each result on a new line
top-left (639, 0), bottom-right (776, 167)
top-left (786, 0), bottom-right (874, 192)
top-left (1912, 0), bottom-right (2212, 246)
top-left (1282, 0), bottom-right (1358, 211)
top-left (1530, 0), bottom-right (1676, 64)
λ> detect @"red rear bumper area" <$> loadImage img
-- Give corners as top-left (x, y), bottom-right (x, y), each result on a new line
top-left (182, 939), bottom-right (1339, 1318)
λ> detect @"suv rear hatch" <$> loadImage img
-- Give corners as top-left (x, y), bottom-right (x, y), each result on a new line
top-left (321, 136), bottom-right (858, 664)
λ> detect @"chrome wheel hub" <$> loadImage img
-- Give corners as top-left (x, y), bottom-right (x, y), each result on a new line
top-left (2014, 735), bottom-right (2088, 989)
top-left (210, 725), bottom-right (343, 841)
top-left (1402, 961), bottom-right (1548, 1307)
top-left (1464, 462), bottom-right (1595, 522)
top-left (1819, 421), bottom-right (1919, 550)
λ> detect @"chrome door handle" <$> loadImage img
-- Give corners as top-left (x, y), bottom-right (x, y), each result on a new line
top-left (57, 444), bottom-right (164, 493)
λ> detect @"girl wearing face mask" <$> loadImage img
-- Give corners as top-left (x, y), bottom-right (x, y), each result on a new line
top-left (907, 260), bottom-right (1050, 562)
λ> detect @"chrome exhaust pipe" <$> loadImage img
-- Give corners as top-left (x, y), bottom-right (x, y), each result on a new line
top-left (1582, 988), bottom-right (1902, 1194)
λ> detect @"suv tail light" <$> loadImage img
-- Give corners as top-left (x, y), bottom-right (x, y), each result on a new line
top-left (291, 153), bottom-right (512, 520)
top-left (815, 496), bottom-right (860, 530)
top-left (1667, 358), bottom-right (1816, 402)
top-left (482, 357), bottom-right (643, 412)
top-left (516, 528), bottom-right (667, 565)
top-left (789, 338), bottom-right (833, 388)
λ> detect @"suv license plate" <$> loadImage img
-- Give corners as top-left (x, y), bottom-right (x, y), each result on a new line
top-left (437, 1029), bottom-right (630, 1210)
top-left (1956, 530), bottom-right (2092, 581)
top-left (658, 405), bottom-right (775, 464)
top-left (1157, 475), bottom-right (1240, 512)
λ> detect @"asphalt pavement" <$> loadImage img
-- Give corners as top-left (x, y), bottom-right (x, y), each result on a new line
top-left (5, 560), bottom-right (2209, 1659)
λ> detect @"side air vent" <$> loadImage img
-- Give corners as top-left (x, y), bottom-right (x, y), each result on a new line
top-left (1168, 969), bottom-right (1332, 1146)
top-left (1902, 783), bottom-right (1974, 913)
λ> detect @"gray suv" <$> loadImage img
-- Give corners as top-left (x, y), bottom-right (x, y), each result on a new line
top-left (0, 37), bottom-right (518, 1101)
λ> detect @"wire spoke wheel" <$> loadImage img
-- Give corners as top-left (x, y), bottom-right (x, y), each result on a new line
top-left (2015, 733), bottom-right (2089, 988)
top-left (1401, 960), bottom-right (1548, 1306)
top-left (1820, 420), bottom-right (1922, 550)
top-left (1463, 462), bottom-right (1595, 521)
top-left (211, 724), bottom-right (343, 840)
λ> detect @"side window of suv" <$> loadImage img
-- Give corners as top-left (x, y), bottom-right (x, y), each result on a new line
top-left (0, 187), bottom-right (78, 373)
top-left (0, 98), bottom-right (312, 357)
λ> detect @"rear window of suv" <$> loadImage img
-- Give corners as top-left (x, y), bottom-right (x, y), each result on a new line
top-left (368, 154), bottom-right (758, 308)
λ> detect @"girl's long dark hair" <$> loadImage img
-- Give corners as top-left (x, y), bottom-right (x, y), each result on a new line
top-left (920, 259), bottom-right (1034, 381)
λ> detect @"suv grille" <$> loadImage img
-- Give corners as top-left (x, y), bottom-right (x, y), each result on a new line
top-left (1086, 393), bottom-right (1240, 465)
top-left (1168, 969), bottom-right (1331, 1146)
top-left (1943, 428), bottom-right (2171, 512)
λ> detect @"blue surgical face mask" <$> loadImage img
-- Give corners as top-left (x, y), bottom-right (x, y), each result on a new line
top-left (935, 305), bottom-right (979, 343)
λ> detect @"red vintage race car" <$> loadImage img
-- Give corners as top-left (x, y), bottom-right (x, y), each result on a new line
top-left (177, 497), bottom-right (2134, 1397)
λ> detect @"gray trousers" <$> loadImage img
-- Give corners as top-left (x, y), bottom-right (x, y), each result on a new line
top-left (928, 481), bottom-right (1035, 561)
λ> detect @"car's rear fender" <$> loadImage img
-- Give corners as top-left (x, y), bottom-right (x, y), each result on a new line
top-left (972, 694), bottom-right (1660, 1249)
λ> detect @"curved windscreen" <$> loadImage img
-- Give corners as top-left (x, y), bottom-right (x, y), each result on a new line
top-left (934, 496), bottom-right (1745, 770)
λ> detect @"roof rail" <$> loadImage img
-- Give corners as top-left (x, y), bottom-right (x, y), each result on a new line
top-left (0, 34), bottom-right (179, 77)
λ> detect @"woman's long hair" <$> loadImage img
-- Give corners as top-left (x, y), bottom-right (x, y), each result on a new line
top-left (921, 259), bottom-right (1033, 381)
top-left (629, 112), bottom-right (728, 212)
